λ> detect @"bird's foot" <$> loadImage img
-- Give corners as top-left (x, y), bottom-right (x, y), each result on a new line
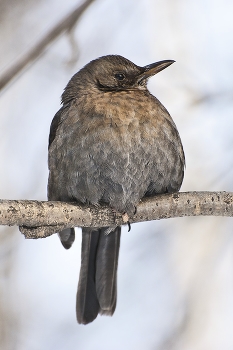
top-left (122, 212), bottom-right (131, 232)
top-left (122, 212), bottom-right (129, 223)
top-left (108, 210), bottom-right (131, 232)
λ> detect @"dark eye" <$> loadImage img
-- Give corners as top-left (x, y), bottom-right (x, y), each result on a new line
top-left (114, 73), bottom-right (125, 81)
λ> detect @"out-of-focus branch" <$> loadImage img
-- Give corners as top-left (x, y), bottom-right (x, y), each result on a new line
top-left (0, 191), bottom-right (233, 239)
top-left (0, 0), bottom-right (96, 91)
top-left (191, 90), bottom-right (233, 106)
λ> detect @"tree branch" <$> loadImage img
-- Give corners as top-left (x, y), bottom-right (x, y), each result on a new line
top-left (0, 0), bottom-right (96, 91)
top-left (1, 191), bottom-right (233, 239)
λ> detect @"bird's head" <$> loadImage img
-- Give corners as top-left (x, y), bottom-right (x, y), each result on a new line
top-left (62, 55), bottom-right (175, 103)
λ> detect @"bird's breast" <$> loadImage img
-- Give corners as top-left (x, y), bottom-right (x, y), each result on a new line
top-left (77, 90), bottom-right (166, 143)
top-left (86, 90), bottom-right (153, 125)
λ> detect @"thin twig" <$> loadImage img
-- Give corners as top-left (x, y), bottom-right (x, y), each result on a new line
top-left (0, 0), bottom-right (96, 91)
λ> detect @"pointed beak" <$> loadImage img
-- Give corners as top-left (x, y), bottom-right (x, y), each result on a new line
top-left (138, 60), bottom-right (175, 83)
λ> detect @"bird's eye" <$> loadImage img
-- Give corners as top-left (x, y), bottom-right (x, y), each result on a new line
top-left (114, 73), bottom-right (125, 81)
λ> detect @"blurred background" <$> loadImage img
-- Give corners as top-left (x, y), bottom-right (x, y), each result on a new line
top-left (0, 0), bottom-right (233, 349)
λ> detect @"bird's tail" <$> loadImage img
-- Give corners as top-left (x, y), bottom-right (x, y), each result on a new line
top-left (76, 226), bottom-right (121, 324)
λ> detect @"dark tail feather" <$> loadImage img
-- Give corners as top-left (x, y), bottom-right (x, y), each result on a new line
top-left (58, 228), bottom-right (75, 249)
top-left (76, 226), bottom-right (121, 324)
top-left (76, 228), bottom-right (100, 324)
top-left (96, 226), bottom-right (121, 315)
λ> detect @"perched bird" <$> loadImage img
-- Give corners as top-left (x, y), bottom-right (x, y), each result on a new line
top-left (48, 55), bottom-right (185, 325)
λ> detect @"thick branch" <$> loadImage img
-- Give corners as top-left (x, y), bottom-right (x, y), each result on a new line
top-left (0, 191), bottom-right (233, 239)
top-left (0, 0), bottom-right (96, 91)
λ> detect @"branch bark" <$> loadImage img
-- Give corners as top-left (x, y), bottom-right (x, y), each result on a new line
top-left (1, 191), bottom-right (233, 239)
top-left (0, 0), bottom-right (96, 91)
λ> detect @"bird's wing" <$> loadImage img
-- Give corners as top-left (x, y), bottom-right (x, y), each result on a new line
top-left (48, 103), bottom-right (70, 149)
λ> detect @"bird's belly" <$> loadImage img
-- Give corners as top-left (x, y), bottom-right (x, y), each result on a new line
top-left (48, 116), bottom-right (184, 213)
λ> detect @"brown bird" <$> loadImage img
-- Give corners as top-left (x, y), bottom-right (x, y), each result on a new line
top-left (48, 55), bottom-right (185, 325)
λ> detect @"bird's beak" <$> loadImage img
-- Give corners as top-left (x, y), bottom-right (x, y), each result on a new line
top-left (138, 60), bottom-right (175, 83)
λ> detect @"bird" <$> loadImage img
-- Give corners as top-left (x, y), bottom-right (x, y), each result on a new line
top-left (47, 55), bottom-right (185, 325)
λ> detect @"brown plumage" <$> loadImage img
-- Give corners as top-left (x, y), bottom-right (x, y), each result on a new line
top-left (48, 55), bottom-right (185, 324)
